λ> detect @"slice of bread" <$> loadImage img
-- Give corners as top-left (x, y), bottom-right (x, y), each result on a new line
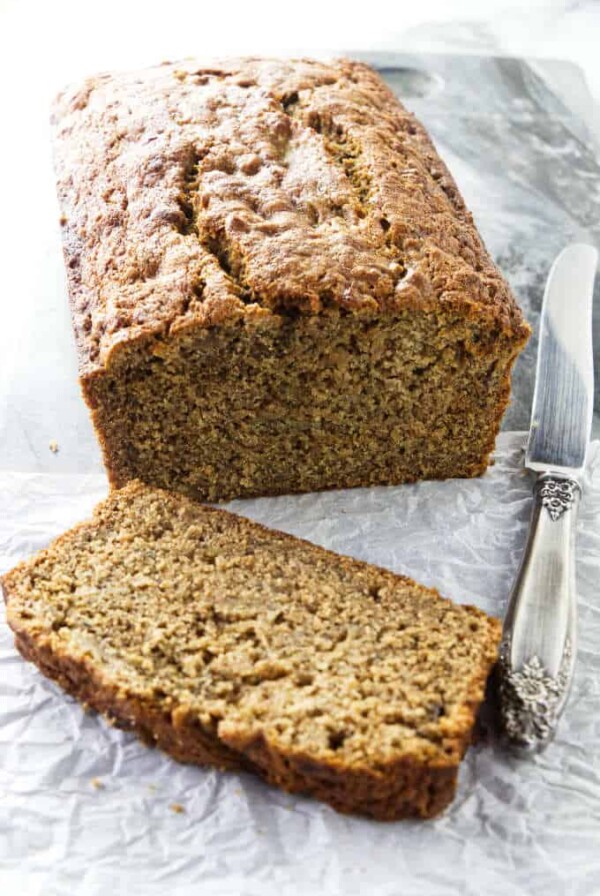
top-left (2, 482), bottom-right (500, 819)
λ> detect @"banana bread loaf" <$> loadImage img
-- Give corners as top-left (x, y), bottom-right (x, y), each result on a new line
top-left (52, 57), bottom-right (529, 501)
top-left (2, 482), bottom-right (500, 820)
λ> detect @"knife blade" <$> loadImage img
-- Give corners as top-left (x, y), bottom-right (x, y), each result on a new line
top-left (527, 243), bottom-right (596, 474)
top-left (498, 243), bottom-right (598, 753)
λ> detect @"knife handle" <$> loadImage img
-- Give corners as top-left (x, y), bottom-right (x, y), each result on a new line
top-left (498, 472), bottom-right (580, 753)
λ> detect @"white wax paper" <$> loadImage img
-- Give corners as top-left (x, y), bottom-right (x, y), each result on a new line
top-left (1, 432), bottom-right (599, 896)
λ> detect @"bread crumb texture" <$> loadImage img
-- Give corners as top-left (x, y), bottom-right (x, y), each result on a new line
top-left (2, 482), bottom-right (501, 820)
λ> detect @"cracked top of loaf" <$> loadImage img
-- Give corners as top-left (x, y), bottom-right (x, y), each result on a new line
top-left (52, 56), bottom-right (529, 375)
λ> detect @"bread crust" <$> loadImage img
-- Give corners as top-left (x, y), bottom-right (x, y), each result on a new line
top-left (51, 57), bottom-right (530, 379)
top-left (10, 626), bottom-right (463, 819)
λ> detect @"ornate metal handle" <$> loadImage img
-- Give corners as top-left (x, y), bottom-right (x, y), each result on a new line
top-left (498, 473), bottom-right (580, 753)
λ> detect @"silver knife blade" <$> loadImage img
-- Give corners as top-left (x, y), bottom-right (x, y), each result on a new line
top-left (526, 243), bottom-right (597, 476)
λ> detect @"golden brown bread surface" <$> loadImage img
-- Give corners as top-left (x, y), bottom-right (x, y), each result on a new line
top-left (2, 482), bottom-right (501, 820)
top-left (52, 57), bottom-right (530, 501)
top-left (53, 56), bottom-right (526, 370)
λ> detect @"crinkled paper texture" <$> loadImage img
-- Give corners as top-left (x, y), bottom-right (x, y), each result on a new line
top-left (1, 432), bottom-right (599, 895)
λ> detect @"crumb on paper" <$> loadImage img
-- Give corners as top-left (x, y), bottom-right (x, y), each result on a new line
top-left (91, 778), bottom-right (104, 790)
top-left (170, 802), bottom-right (185, 814)
top-left (49, 440), bottom-right (59, 454)
top-left (147, 783), bottom-right (157, 792)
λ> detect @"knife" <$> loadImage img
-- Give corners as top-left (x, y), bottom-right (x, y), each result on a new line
top-left (498, 243), bottom-right (598, 753)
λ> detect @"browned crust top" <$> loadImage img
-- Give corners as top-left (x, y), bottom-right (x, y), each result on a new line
top-left (52, 56), bottom-right (529, 375)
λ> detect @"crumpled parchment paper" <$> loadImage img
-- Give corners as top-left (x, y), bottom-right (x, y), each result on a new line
top-left (1, 432), bottom-right (599, 896)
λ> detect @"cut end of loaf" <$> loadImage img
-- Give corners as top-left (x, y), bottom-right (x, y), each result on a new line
top-left (2, 482), bottom-right (501, 819)
top-left (84, 307), bottom-right (527, 502)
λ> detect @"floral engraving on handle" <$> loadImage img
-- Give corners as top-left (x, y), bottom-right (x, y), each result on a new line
top-left (499, 637), bottom-right (572, 750)
top-left (538, 477), bottom-right (579, 521)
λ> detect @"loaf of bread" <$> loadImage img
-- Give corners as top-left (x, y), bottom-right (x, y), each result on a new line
top-left (52, 57), bottom-right (529, 501)
top-left (2, 482), bottom-right (500, 820)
